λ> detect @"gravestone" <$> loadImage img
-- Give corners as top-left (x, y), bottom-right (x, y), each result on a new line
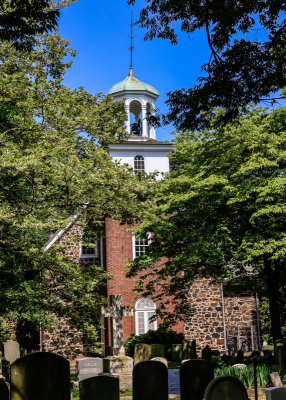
top-left (79, 375), bottom-right (119, 400)
top-left (134, 343), bottom-right (151, 365)
top-left (204, 375), bottom-right (248, 400)
top-left (10, 352), bottom-right (70, 400)
top-left (133, 360), bottom-right (168, 400)
top-left (202, 345), bottom-right (212, 361)
top-left (168, 369), bottom-right (180, 394)
top-left (76, 357), bottom-right (103, 381)
top-left (269, 372), bottom-right (283, 387)
top-left (236, 349), bottom-right (244, 363)
top-left (4, 340), bottom-right (20, 364)
top-left (101, 294), bottom-right (133, 355)
top-left (134, 343), bottom-right (166, 365)
top-left (103, 355), bottom-right (133, 392)
top-left (0, 379), bottom-right (9, 400)
top-left (266, 387), bottom-right (286, 400)
top-left (151, 357), bottom-right (168, 367)
top-left (275, 339), bottom-right (286, 371)
top-left (180, 359), bottom-right (214, 400)
top-left (172, 344), bottom-right (183, 362)
top-left (232, 364), bottom-right (247, 369)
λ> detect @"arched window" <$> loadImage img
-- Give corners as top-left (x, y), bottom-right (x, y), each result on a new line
top-left (135, 298), bottom-right (157, 335)
top-left (134, 155), bottom-right (145, 174)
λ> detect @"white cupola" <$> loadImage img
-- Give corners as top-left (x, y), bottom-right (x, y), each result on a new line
top-left (108, 67), bottom-right (159, 140)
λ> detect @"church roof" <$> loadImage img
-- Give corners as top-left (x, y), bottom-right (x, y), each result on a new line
top-left (108, 67), bottom-right (159, 97)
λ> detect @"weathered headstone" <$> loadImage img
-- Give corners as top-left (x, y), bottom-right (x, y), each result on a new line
top-left (232, 364), bottom-right (247, 369)
top-left (204, 375), bottom-right (248, 400)
top-left (151, 357), bottom-right (168, 367)
top-left (76, 357), bottom-right (103, 381)
top-left (134, 343), bottom-right (166, 365)
top-left (172, 344), bottom-right (183, 362)
top-left (103, 355), bottom-right (133, 392)
top-left (202, 345), bottom-right (212, 361)
top-left (4, 340), bottom-right (20, 364)
top-left (275, 339), bottom-right (286, 372)
top-left (266, 387), bottom-right (286, 400)
top-left (0, 379), bottom-right (9, 400)
top-left (168, 369), bottom-right (180, 394)
top-left (151, 344), bottom-right (165, 358)
top-left (269, 372), bottom-right (283, 387)
top-left (182, 340), bottom-right (196, 360)
top-left (79, 375), bottom-right (119, 400)
top-left (101, 294), bottom-right (133, 355)
top-left (180, 359), bottom-right (214, 400)
top-left (133, 360), bottom-right (168, 400)
top-left (134, 343), bottom-right (151, 364)
top-left (10, 352), bottom-right (70, 400)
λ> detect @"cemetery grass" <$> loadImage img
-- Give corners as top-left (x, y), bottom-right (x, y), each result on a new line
top-left (71, 388), bottom-right (132, 399)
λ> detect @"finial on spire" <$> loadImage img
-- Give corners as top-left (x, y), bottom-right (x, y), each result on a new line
top-left (129, 8), bottom-right (135, 71)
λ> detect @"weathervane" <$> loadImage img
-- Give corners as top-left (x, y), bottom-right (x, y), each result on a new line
top-left (129, 8), bottom-right (135, 71)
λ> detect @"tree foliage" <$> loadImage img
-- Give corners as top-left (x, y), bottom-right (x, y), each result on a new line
top-left (127, 107), bottom-right (286, 339)
top-left (0, 0), bottom-right (75, 50)
top-left (128, 0), bottom-right (286, 130)
top-left (0, 33), bottom-right (150, 352)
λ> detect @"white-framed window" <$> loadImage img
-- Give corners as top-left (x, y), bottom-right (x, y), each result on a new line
top-left (134, 155), bottom-right (145, 174)
top-left (135, 298), bottom-right (157, 335)
top-left (132, 233), bottom-right (150, 260)
top-left (80, 233), bottom-right (98, 258)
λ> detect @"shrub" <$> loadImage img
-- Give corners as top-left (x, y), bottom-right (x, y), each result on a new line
top-left (124, 328), bottom-right (184, 358)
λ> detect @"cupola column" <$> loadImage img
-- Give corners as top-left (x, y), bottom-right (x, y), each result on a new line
top-left (142, 104), bottom-right (148, 137)
top-left (125, 103), bottom-right (131, 134)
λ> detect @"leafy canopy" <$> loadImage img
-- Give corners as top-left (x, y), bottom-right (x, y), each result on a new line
top-left (128, 0), bottom-right (286, 130)
top-left (0, 32), bottom-right (150, 352)
top-left (127, 107), bottom-right (286, 333)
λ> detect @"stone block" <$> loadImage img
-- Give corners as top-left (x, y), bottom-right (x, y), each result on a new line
top-left (79, 375), bottom-right (119, 400)
top-left (266, 387), bottom-right (286, 400)
top-left (4, 340), bottom-right (20, 364)
top-left (172, 344), bottom-right (183, 362)
top-left (103, 355), bottom-right (133, 392)
top-left (134, 344), bottom-right (151, 365)
top-left (76, 357), bottom-right (103, 382)
top-left (180, 359), bottom-right (213, 400)
top-left (133, 360), bottom-right (168, 400)
top-left (151, 357), bottom-right (168, 367)
top-left (10, 352), bottom-right (70, 400)
top-left (204, 375), bottom-right (248, 400)
top-left (0, 379), bottom-right (9, 400)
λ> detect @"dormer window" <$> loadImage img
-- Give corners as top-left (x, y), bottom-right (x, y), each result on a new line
top-left (134, 155), bottom-right (145, 174)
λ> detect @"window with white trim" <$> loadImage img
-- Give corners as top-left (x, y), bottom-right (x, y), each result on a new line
top-left (132, 234), bottom-right (150, 259)
top-left (80, 233), bottom-right (97, 258)
top-left (134, 155), bottom-right (145, 174)
top-left (135, 298), bottom-right (157, 335)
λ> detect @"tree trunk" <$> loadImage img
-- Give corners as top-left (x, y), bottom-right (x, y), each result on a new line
top-left (264, 257), bottom-right (282, 340)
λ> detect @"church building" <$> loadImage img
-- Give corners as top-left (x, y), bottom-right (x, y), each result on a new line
top-left (42, 67), bottom-right (261, 359)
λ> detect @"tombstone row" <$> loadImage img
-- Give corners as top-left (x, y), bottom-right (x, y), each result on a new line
top-left (0, 352), bottom-right (252, 400)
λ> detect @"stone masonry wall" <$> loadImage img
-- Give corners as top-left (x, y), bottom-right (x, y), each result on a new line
top-left (42, 223), bottom-right (101, 360)
top-left (184, 279), bottom-right (259, 353)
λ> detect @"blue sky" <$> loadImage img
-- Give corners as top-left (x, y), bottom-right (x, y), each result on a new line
top-left (58, 0), bottom-right (210, 141)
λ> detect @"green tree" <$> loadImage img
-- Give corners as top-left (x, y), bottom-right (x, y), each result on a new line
top-left (0, 33), bottom-right (149, 352)
top-left (0, 0), bottom-right (77, 50)
top-left (127, 107), bottom-right (286, 340)
top-left (129, 0), bottom-right (286, 130)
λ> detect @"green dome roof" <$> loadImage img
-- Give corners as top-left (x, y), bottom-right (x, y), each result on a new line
top-left (108, 67), bottom-right (159, 97)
